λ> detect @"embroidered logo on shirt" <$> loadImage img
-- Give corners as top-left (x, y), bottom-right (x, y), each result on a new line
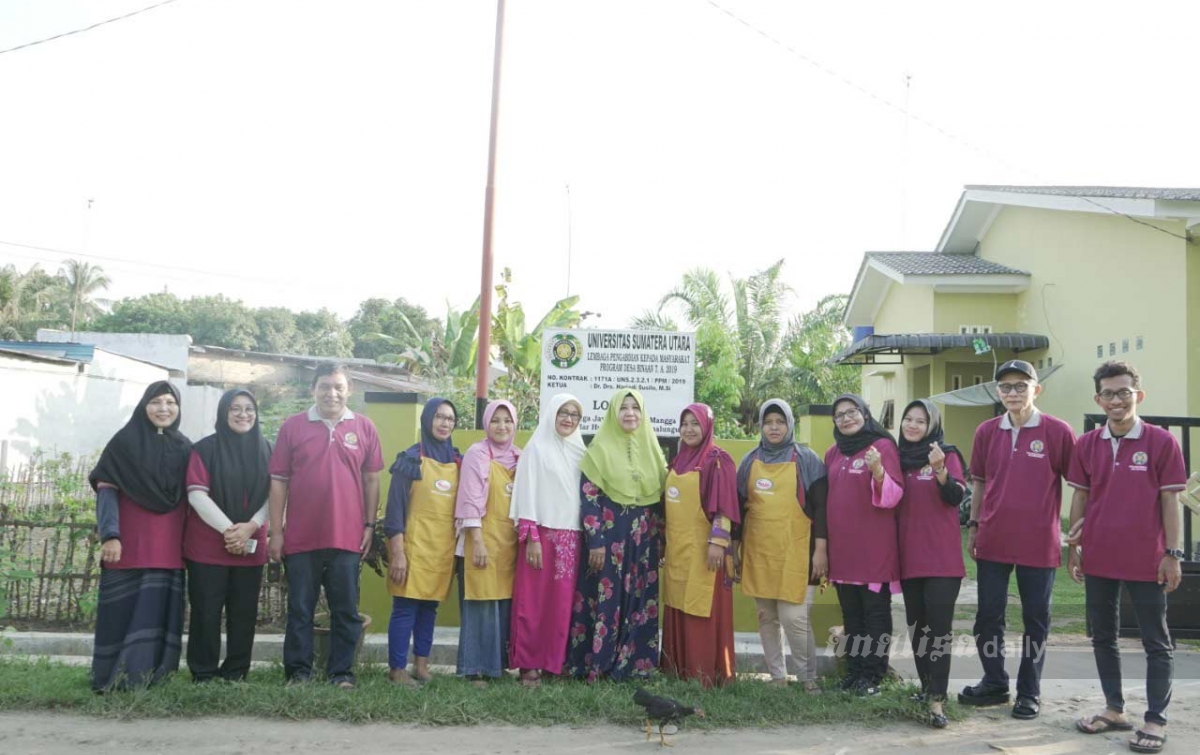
top-left (852, 459), bottom-right (865, 469)
top-left (755, 478), bottom-right (773, 490)
top-left (1130, 451), bottom-right (1149, 471)
top-left (918, 465), bottom-right (934, 480)
top-left (343, 432), bottom-right (359, 449)
top-left (434, 479), bottom-right (452, 492)
top-left (1026, 439), bottom-right (1046, 459)
top-left (666, 485), bottom-right (680, 499)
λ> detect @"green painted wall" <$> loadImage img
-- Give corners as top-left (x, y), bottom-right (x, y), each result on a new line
top-left (933, 293), bottom-right (1018, 334)
top-left (874, 282), bottom-right (934, 334)
top-left (357, 398), bottom-right (841, 637)
top-left (1188, 239), bottom-right (1200, 418)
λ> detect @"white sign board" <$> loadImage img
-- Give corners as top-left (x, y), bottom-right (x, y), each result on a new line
top-left (540, 328), bottom-right (695, 436)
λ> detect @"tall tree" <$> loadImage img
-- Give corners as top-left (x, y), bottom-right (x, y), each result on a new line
top-left (347, 297), bottom-right (438, 359)
top-left (56, 259), bottom-right (111, 333)
top-left (294, 308), bottom-right (354, 357)
top-left (253, 306), bottom-right (303, 354)
top-left (783, 294), bottom-right (860, 407)
top-left (657, 260), bottom-right (792, 429)
top-left (0, 264), bottom-right (62, 339)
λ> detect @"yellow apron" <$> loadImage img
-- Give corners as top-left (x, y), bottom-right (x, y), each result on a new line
top-left (389, 456), bottom-right (458, 601)
top-left (463, 460), bottom-right (518, 600)
top-left (663, 469), bottom-right (718, 618)
top-left (741, 457), bottom-right (811, 603)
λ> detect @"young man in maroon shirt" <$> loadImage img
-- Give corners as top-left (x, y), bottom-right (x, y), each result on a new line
top-left (1067, 361), bottom-right (1186, 753)
top-left (268, 364), bottom-right (383, 688)
top-left (960, 360), bottom-right (1076, 720)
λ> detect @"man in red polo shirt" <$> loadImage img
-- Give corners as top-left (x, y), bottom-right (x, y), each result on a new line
top-left (1067, 361), bottom-right (1186, 753)
top-left (268, 363), bottom-right (383, 688)
top-left (959, 359), bottom-right (1075, 720)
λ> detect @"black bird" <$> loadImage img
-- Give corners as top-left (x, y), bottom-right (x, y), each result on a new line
top-left (633, 687), bottom-right (705, 747)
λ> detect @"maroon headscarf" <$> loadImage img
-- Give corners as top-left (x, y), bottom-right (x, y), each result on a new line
top-left (671, 403), bottom-right (740, 524)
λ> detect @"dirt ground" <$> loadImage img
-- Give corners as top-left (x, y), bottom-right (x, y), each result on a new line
top-left (2, 695), bottom-right (1199, 755)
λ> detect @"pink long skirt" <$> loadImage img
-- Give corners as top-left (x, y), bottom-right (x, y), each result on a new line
top-left (509, 526), bottom-right (581, 675)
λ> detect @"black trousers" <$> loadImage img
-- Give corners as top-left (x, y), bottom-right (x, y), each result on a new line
top-left (836, 583), bottom-right (893, 684)
top-left (973, 558), bottom-right (1055, 699)
top-left (901, 576), bottom-right (961, 698)
top-left (1086, 575), bottom-right (1173, 726)
top-left (186, 560), bottom-right (264, 681)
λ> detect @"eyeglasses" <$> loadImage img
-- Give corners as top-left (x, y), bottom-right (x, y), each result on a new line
top-left (1098, 388), bottom-right (1136, 401)
top-left (833, 408), bottom-right (861, 423)
top-left (556, 409), bottom-right (582, 421)
top-left (997, 382), bottom-right (1032, 395)
top-left (228, 407), bottom-right (257, 416)
top-left (433, 413), bottom-right (456, 424)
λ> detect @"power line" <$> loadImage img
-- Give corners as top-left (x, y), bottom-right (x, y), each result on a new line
top-left (703, 0), bottom-right (1191, 243)
top-left (0, 0), bottom-right (182, 57)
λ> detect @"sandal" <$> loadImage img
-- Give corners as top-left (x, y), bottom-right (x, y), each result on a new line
top-left (1011, 695), bottom-right (1040, 720)
top-left (1076, 714), bottom-right (1133, 734)
top-left (928, 711), bottom-right (948, 729)
top-left (1130, 730), bottom-right (1166, 753)
top-left (520, 670), bottom-right (542, 689)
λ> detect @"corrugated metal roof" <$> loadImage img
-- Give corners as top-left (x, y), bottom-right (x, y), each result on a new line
top-left (0, 340), bottom-right (95, 363)
top-left (966, 185), bottom-right (1200, 202)
top-left (867, 252), bottom-right (1029, 276)
top-left (833, 332), bottom-right (1048, 364)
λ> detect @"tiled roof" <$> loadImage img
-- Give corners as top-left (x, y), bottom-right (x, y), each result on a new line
top-left (866, 252), bottom-right (1029, 276)
top-left (966, 185), bottom-right (1200, 202)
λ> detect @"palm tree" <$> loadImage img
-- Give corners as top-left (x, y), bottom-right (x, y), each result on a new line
top-left (56, 259), bottom-right (111, 334)
top-left (657, 260), bottom-right (792, 429)
top-left (783, 293), bottom-right (860, 406)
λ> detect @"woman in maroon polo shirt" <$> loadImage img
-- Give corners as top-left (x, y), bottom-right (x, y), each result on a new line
top-left (896, 399), bottom-right (966, 728)
top-left (824, 393), bottom-right (902, 696)
top-left (89, 381), bottom-right (192, 692)
top-left (183, 388), bottom-right (272, 682)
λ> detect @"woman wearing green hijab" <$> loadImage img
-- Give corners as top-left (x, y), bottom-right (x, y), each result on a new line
top-left (565, 389), bottom-right (668, 681)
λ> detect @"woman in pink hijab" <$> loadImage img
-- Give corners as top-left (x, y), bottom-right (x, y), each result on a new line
top-left (454, 400), bottom-right (521, 686)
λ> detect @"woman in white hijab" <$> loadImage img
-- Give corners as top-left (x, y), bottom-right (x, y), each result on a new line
top-left (508, 393), bottom-right (586, 688)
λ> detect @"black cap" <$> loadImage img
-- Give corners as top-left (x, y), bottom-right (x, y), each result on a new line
top-left (995, 359), bottom-right (1037, 382)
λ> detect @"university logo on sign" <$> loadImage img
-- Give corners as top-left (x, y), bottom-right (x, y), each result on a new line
top-left (547, 333), bottom-right (583, 369)
top-left (1132, 451), bottom-right (1149, 466)
top-left (1029, 440), bottom-right (1044, 454)
top-left (755, 478), bottom-right (773, 490)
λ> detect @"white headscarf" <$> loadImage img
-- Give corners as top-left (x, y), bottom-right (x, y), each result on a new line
top-left (509, 393), bottom-right (586, 531)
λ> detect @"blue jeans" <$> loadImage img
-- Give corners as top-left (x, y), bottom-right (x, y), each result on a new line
top-left (284, 549), bottom-right (362, 684)
top-left (973, 558), bottom-right (1055, 699)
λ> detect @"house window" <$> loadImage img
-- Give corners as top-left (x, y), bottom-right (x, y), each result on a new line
top-left (952, 375), bottom-right (963, 391)
top-left (1037, 359), bottom-right (1044, 369)
top-left (973, 376), bottom-right (984, 386)
top-left (1122, 339), bottom-right (1129, 353)
top-left (981, 326), bottom-right (992, 334)
top-left (1109, 342), bottom-right (1116, 356)
top-left (1096, 345), bottom-right (1103, 358)
top-left (1048, 357), bottom-right (1053, 367)
top-left (1137, 336), bottom-right (1144, 350)
top-left (880, 399), bottom-right (895, 429)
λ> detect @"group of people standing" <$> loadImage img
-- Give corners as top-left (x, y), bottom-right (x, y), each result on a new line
top-left (87, 359), bottom-right (1187, 752)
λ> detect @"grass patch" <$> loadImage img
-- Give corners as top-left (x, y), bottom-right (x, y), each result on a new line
top-left (956, 524), bottom-right (1088, 634)
top-left (0, 658), bottom-right (958, 727)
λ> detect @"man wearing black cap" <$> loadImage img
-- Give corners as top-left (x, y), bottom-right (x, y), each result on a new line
top-left (958, 359), bottom-right (1076, 720)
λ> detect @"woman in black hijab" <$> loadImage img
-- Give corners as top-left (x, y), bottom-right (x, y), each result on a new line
top-left (89, 381), bottom-right (192, 692)
top-left (183, 389), bottom-right (272, 682)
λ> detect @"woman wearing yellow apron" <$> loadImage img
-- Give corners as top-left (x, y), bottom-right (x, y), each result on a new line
top-left (384, 398), bottom-right (461, 687)
top-left (454, 400), bottom-right (521, 686)
top-left (734, 399), bottom-right (829, 694)
top-left (660, 403), bottom-right (741, 688)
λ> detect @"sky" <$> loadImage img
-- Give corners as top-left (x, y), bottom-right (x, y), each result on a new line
top-left (2, 0), bottom-right (1199, 331)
